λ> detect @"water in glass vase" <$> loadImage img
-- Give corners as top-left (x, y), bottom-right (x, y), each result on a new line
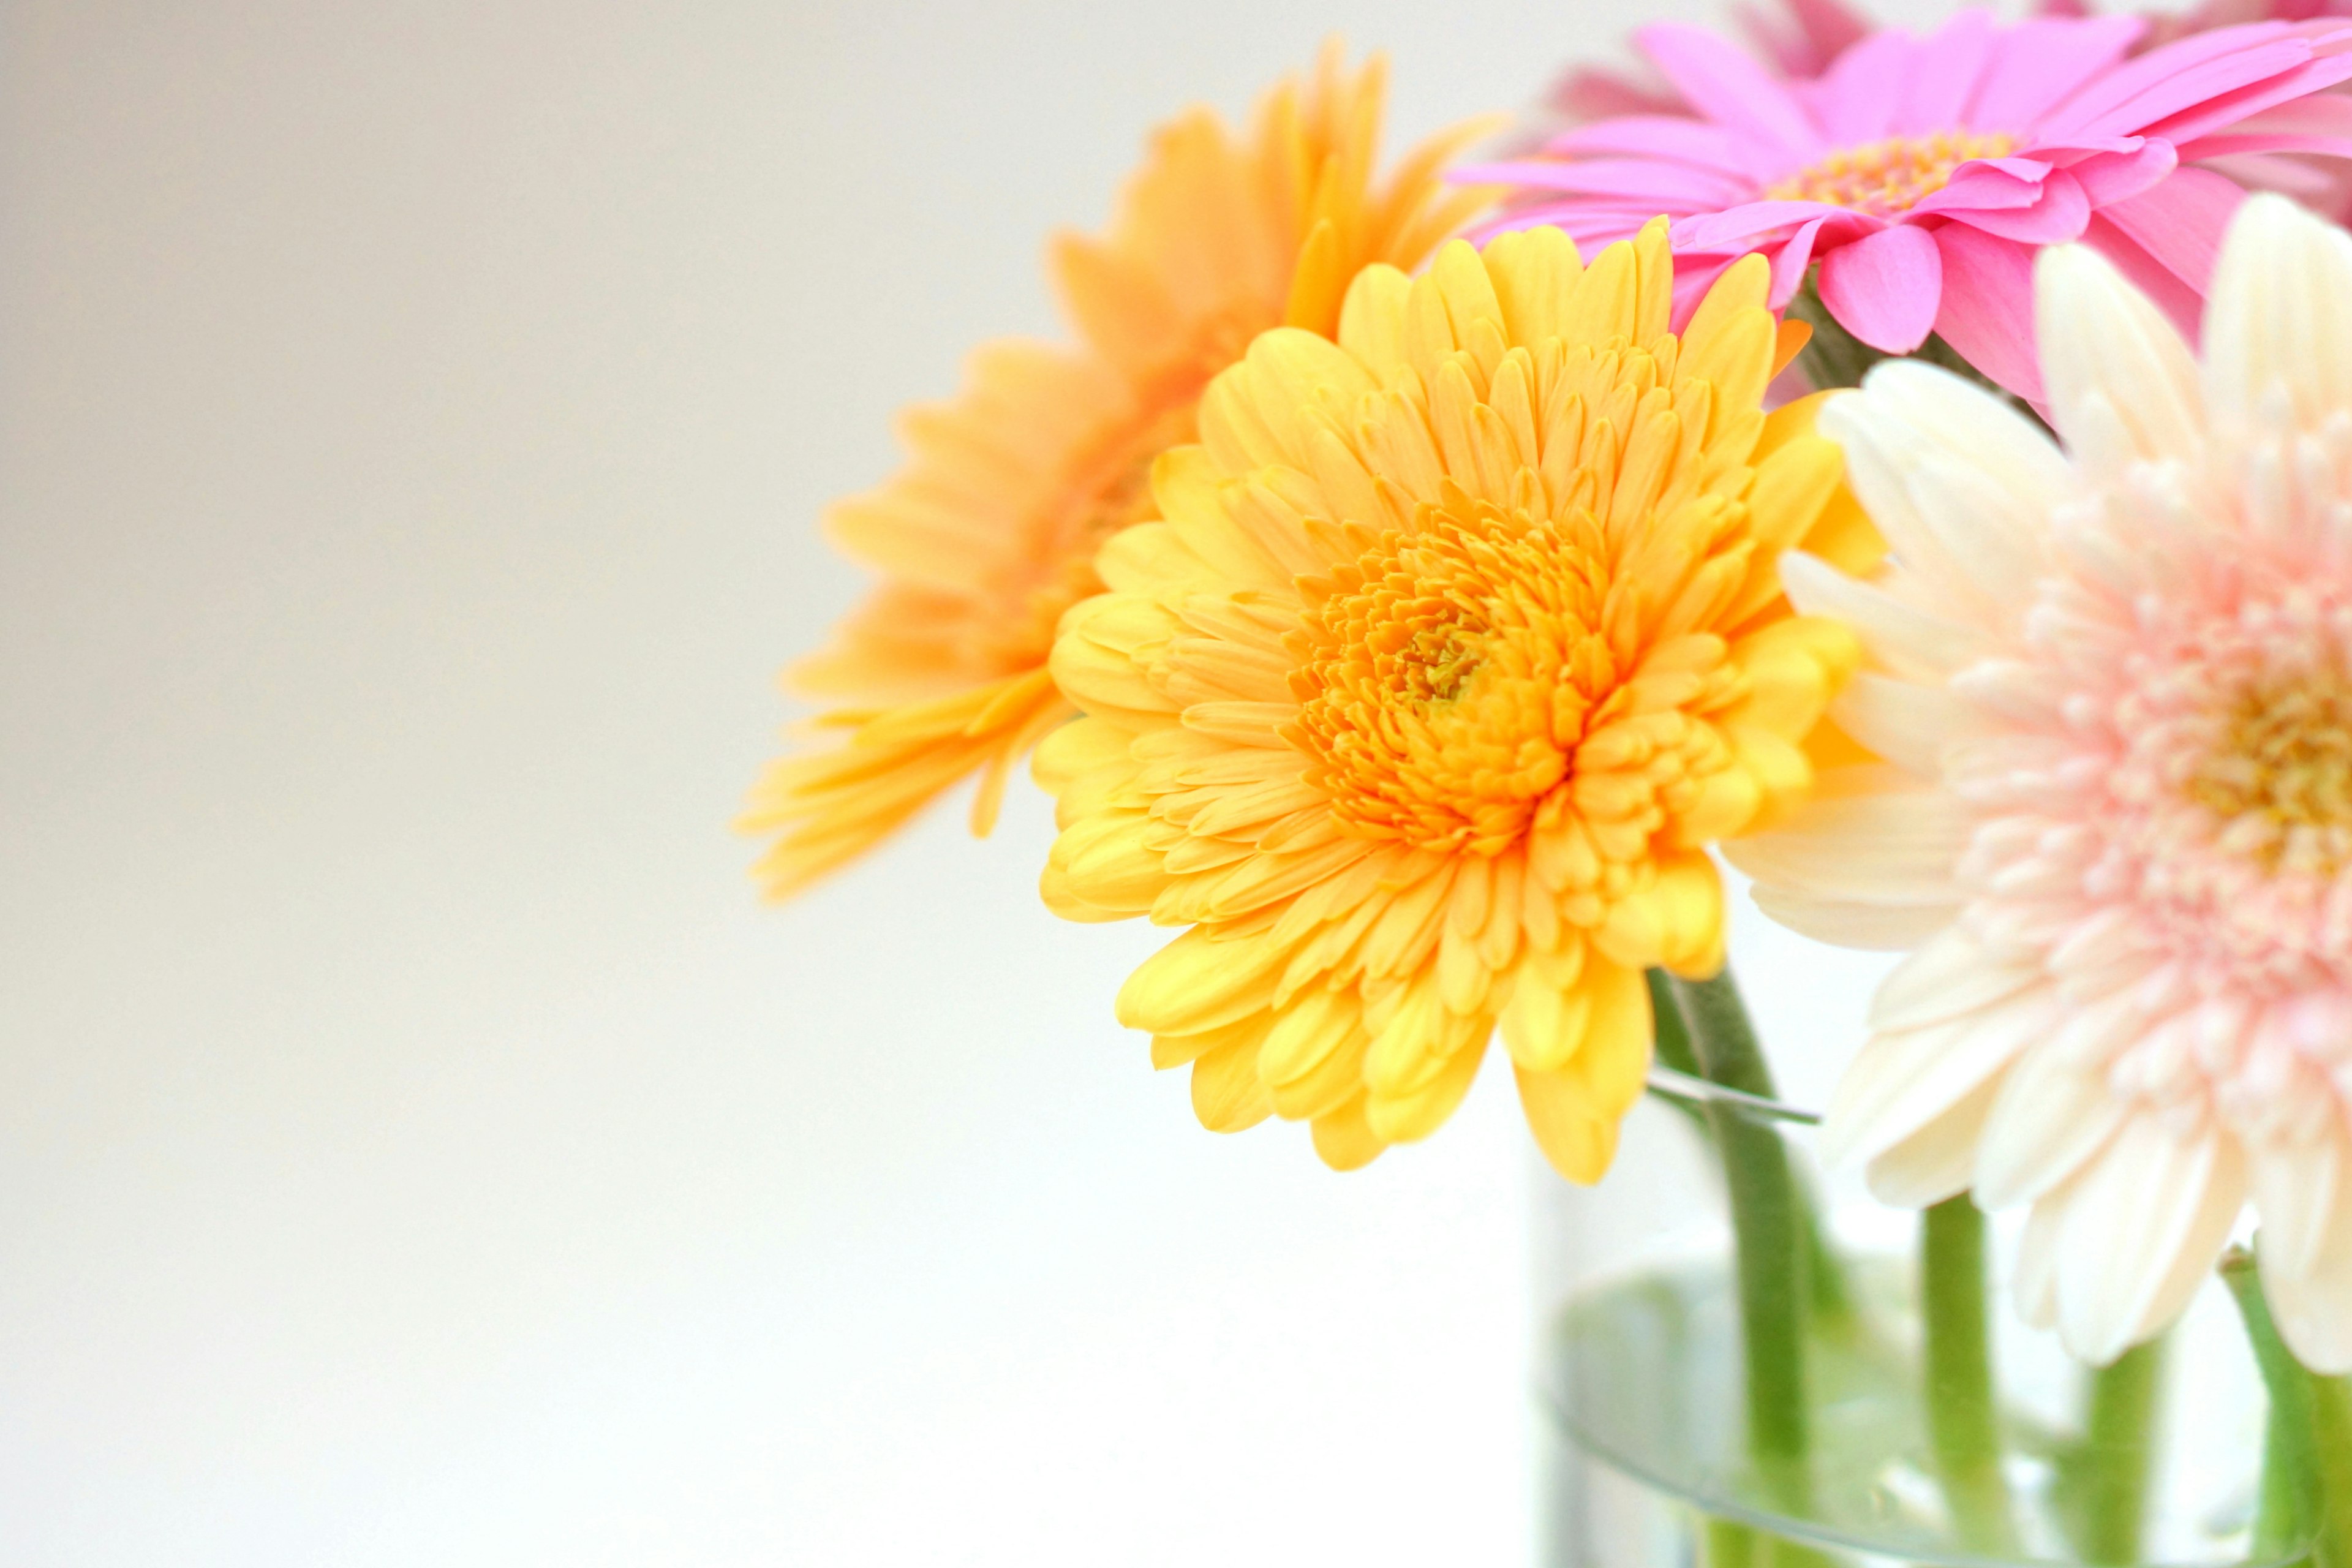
top-left (1538, 1084), bottom-right (2298, 1568)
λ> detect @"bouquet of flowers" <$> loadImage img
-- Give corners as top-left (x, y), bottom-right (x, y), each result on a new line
top-left (746, 7), bottom-right (2352, 1563)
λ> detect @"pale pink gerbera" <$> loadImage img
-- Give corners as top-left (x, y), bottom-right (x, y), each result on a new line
top-left (1468, 10), bottom-right (2352, 402)
top-left (1730, 195), bottom-right (2352, 1369)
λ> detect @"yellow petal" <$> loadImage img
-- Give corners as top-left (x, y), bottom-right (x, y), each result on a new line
top-left (1191, 1036), bottom-right (1276, 1132)
top-left (1514, 1063), bottom-right (1623, 1185)
top-left (1312, 1093), bottom-right (1389, 1170)
top-left (1116, 926), bottom-right (1290, 1035)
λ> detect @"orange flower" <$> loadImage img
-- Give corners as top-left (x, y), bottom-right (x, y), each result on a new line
top-left (743, 45), bottom-right (1498, 896)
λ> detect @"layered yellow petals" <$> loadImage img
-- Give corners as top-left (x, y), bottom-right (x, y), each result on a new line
top-left (1039, 221), bottom-right (1863, 1180)
top-left (745, 46), bottom-right (1492, 897)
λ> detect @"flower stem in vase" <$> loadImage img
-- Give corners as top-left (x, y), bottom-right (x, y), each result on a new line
top-left (2225, 1244), bottom-right (2352, 1568)
top-left (1920, 1196), bottom-right (2019, 1555)
top-left (1665, 971), bottom-right (1814, 1506)
top-left (1647, 969), bottom-right (1853, 1330)
top-left (2065, 1337), bottom-right (2165, 1564)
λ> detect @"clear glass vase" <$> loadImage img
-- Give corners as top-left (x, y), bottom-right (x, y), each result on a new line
top-left (1535, 995), bottom-right (2332, 1568)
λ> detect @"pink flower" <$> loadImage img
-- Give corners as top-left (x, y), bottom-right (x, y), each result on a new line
top-left (1465, 10), bottom-right (2352, 402)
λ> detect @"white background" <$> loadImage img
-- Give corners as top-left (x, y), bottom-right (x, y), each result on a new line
top-left (1, 2), bottom-right (1909, 1562)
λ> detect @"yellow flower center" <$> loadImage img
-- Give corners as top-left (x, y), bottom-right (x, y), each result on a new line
top-left (1763, 130), bottom-right (2017, 219)
top-left (1287, 488), bottom-right (1616, 856)
top-left (2187, 669), bottom-right (2352, 873)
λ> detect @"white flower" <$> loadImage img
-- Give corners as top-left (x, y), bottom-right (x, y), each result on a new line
top-left (1730, 194), bottom-right (2352, 1370)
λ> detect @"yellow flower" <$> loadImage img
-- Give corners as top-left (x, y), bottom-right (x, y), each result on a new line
top-left (742, 46), bottom-right (1497, 897)
top-left (1036, 223), bottom-right (1877, 1178)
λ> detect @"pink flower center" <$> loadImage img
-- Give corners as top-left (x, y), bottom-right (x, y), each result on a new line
top-left (2185, 669), bottom-right (2352, 876)
top-left (1763, 130), bottom-right (2017, 218)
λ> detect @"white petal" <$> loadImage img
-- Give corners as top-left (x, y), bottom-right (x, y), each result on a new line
top-left (2267, 1152), bottom-right (2352, 1374)
top-left (1779, 551), bottom-right (1997, 682)
top-left (2251, 1131), bottom-right (2344, 1283)
top-left (1821, 988), bottom-right (2058, 1171)
top-left (2035, 242), bottom-right (2201, 471)
top-left (2203, 192), bottom-right (2352, 434)
top-left (2015, 1186), bottom-right (2068, 1331)
top-left (1975, 1040), bottom-right (2130, 1210)
top-left (1821, 394), bottom-right (2002, 623)
top-left (1864, 1071), bottom-right (2005, 1207)
top-left (1826, 362), bottom-right (2071, 617)
top-left (1850, 359), bottom-right (2076, 513)
top-left (2054, 1118), bottom-right (2247, 1366)
top-left (1902, 454), bottom-right (2052, 610)
top-left (1746, 884), bottom-right (1961, 951)
top-left (1724, 786), bottom-right (1969, 905)
top-left (1832, 673), bottom-right (2000, 779)
top-left (1869, 922), bottom-right (2043, 1034)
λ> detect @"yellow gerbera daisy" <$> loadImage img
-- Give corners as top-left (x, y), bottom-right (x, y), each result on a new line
top-left (743, 46), bottom-right (1497, 897)
top-left (1035, 222), bottom-right (1877, 1178)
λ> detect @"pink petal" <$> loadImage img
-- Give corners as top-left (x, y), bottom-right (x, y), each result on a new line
top-left (1804, 28), bottom-right (1915, 144)
top-left (1547, 66), bottom-right (1687, 124)
top-left (2041, 24), bottom-right (2330, 141)
top-left (1736, 0), bottom-right (1871, 77)
top-left (2059, 139), bottom-right (2178, 206)
top-left (1942, 167), bottom-right (2093, 243)
top-left (2177, 130), bottom-right (2352, 160)
top-left (1454, 158), bottom-right (1752, 207)
top-left (1932, 224), bottom-right (2046, 403)
top-left (1817, 222), bottom-right (1944, 351)
top-left (1769, 216), bottom-right (1832, 306)
top-left (1637, 22), bottom-right (1827, 167)
top-left (1964, 16), bottom-right (2146, 132)
top-left (1893, 10), bottom-right (2000, 136)
top-left (1671, 198), bottom-right (1853, 252)
top-left (2082, 214), bottom-right (2207, 340)
top-left (2139, 42), bottom-right (2352, 148)
top-left (2096, 164), bottom-right (2246, 295)
top-left (1546, 116), bottom-right (1756, 175)
top-left (1913, 159), bottom-right (2056, 219)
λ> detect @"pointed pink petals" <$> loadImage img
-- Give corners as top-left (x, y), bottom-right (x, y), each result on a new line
top-left (1933, 224), bottom-right (2046, 403)
top-left (1964, 16), bottom-right (2146, 132)
top-left (1635, 22), bottom-right (1826, 165)
top-left (1804, 28), bottom-right (1914, 145)
top-left (2135, 27), bottom-right (2352, 148)
top-left (1893, 9), bottom-right (1999, 137)
top-left (1819, 222), bottom-right (1943, 352)
top-left (2042, 23), bottom-right (2350, 143)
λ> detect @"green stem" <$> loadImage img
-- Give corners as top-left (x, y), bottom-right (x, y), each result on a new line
top-left (1645, 968), bottom-right (1854, 1331)
top-left (2225, 1245), bottom-right (2352, 1568)
top-left (1667, 970), bottom-right (1812, 1501)
top-left (2073, 1338), bottom-right (2166, 1564)
top-left (1920, 1197), bottom-right (2019, 1555)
